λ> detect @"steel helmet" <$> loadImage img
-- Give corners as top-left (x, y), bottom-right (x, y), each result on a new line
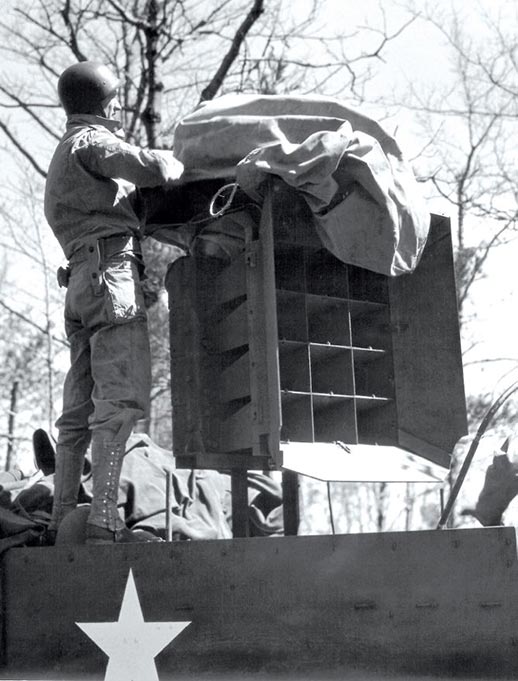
top-left (57, 61), bottom-right (120, 115)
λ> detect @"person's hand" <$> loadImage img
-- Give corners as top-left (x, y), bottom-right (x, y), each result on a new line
top-left (461, 451), bottom-right (518, 526)
top-left (155, 150), bottom-right (184, 184)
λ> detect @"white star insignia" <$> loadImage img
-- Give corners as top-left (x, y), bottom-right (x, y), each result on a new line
top-left (77, 568), bottom-right (190, 681)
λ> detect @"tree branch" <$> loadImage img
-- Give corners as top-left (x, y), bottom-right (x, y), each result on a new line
top-left (0, 84), bottom-right (61, 141)
top-left (105, 0), bottom-right (147, 30)
top-left (0, 119), bottom-right (47, 178)
top-left (199, 0), bottom-right (264, 103)
top-left (60, 0), bottom-right (88, 61)
top-left (0, 299), bottom-right (68, 346)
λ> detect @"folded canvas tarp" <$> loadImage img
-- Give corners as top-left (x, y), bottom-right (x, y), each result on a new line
top-left (173, 94), bottom-right (429, 276)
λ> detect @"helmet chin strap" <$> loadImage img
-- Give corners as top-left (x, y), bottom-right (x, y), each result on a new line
top-left (100, 96), bottom-right (123, 134)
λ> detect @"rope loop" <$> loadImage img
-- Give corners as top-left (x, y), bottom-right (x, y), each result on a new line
top-left (209, 182), bottom-right (239, 218)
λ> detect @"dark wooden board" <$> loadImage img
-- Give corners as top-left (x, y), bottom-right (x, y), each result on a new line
top-left (2, 527), bottom-right (518, 678)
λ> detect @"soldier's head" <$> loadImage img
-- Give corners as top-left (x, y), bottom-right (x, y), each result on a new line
top-left (57, 61), bottom-right (121, 120)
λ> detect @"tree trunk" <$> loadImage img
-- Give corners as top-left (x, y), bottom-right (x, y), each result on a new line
top-left (376, 482), bottom-right (387, 531)
top-left (5, 379), bottom-right (18, 471)
top-left (141, 0), bottom-right (163, 148)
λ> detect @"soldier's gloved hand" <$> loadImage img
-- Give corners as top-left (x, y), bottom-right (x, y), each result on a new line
top-left (155, 150), bottom-right (184, 184)
top-left (461, 452), bottom-right (518, 526)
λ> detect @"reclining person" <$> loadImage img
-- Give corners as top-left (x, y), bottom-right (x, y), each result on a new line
top-left (3, 430), bottom-right (284, 546)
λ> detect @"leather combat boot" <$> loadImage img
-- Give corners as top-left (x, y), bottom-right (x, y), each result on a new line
top-left (49, 443), bottom-right (86, 534)
top-left (85, 525), bottom-right (163, 544)
top-left (33, 429), bottom-right (56, 476)
top-left (86, 440), bottom-right (125, 533)
top-left (85, 440), bottom-right (162, 544)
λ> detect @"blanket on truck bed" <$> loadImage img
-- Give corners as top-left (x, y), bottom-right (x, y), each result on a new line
top-left (0, 432), bottom-right (283, 550)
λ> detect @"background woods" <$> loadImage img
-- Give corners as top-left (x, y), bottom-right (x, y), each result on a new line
top-left (0, 0), bottom-right (517, 531)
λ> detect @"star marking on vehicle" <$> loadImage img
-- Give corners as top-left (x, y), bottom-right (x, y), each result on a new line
top-left (76, 568), bottom-right (191, 681)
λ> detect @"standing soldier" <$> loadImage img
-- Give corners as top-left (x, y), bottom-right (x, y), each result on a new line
top-left (44, 62), bottom-right (183, 544)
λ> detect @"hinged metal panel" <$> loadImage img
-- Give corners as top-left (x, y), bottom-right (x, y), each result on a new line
top-left (389, 215), bottom-right (468, 467)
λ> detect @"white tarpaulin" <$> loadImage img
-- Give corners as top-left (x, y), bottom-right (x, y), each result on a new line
top-left (173, 94), bottom-right (429, 276)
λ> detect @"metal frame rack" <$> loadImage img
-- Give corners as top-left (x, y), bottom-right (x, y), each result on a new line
top-left (275, 229), bottom-right (395, 447)
top-left (166, 181), bottom-right (467, 536)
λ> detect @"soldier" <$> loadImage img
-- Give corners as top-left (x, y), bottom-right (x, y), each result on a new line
top-left (44, 62), bottom-right (183, 544)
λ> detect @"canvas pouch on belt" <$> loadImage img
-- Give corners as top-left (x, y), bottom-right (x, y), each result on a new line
top-left (57, 235), bottom-right (142, 292)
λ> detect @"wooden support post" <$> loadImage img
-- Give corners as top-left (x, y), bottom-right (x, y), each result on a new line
top-left (231, 468), bottom-right (249, 537)
top-left (165, 470), bottom-right (173, 542)
top-left (282, 470), bottom-right (299, 536)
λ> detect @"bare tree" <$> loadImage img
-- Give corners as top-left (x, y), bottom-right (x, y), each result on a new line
top-left (0, 306), bottom-right (63, 470)
top-left (0, 172), bottom-right (68, 467)
top-left (0, 0), bottom-right (418, 473)
top-left (400, 2), bottom-right (518, 328)
top-left (0, 0), bottom-right (281, 458)
top-left (392, 1), bottom-right (518, 526)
